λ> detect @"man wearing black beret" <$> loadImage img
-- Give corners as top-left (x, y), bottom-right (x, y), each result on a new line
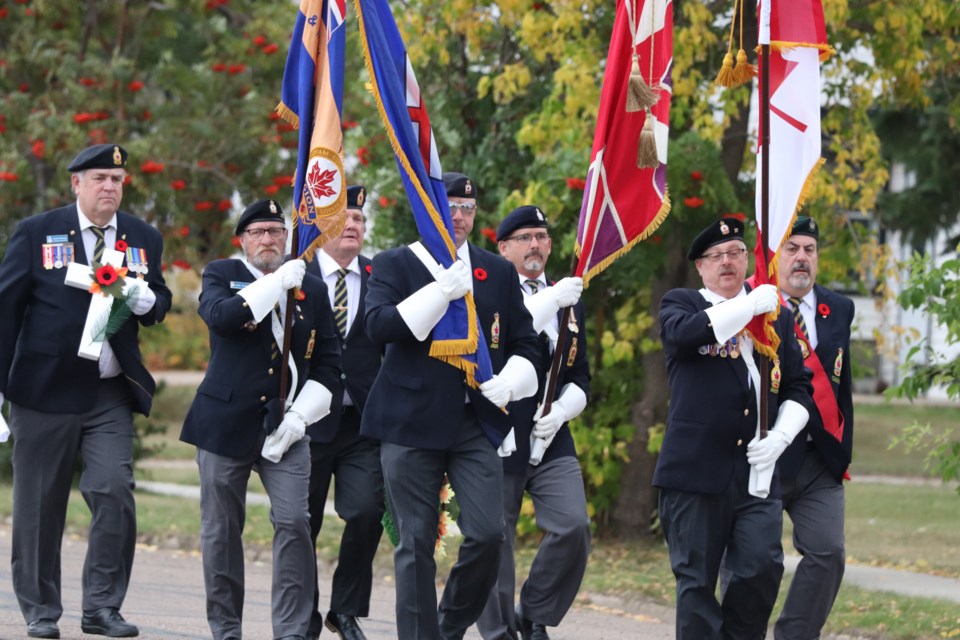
top-left (180, 199), bottom-right (341, 640)
top-left (476, 206), bottom-right (589, 640)
top-left (655, 217), bottom-right (814, 639)
top-left (0, 143), bottom-right (172, 638)
top-left (304, 185), bottom-right (384, 640)
top-left (361, 171), bottom-right (541, 640)
top-left (773, 216), bottom-right (855, 640)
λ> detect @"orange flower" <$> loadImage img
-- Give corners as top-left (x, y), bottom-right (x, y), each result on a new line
top-left (218, 199), bottom-right (232, 212)
top-left (170, 179), bottom-right (186, 190)
top-left (194, 201), bottom-right (213, 212)
top-left (480, 227), bottom-right (497, 243)
top-left (128, 80), bottom-right (144, 92)
top-left (262, 43), bottom-right (279, 55)
top-left (683, 196), bottom-right (705, 208)
top-left (565, 177), bottom-right (587, 190)
top-left (31, 139), bottom-right (45, 159)
top-left (140, 160), bottom-right (165, 174)
top-left (211, 63), bottom-right (227, 72)
top-left (252, 35), bottom-right (266, 46)
top-left (690, 171), bottom-right (704, 181)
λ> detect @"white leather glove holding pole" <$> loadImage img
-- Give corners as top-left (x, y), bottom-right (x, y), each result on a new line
top-left (121, 277), bottom-right (157, 315)
top-left (704, 284), bottom-right (779, 343)
top-left (238, 259), bottom-right (306, 323)
top-left (261, 380), bottom-right (333, 463)
top-left (530, 383), bottom-right (588, 465)
top-left (0, 392), bottom-right (9, 443)
top-left (524, 277), bottom-right (584, 333)
top-left (746, 399), bottom-right (809, 472)
top-left (479, 355), bottom-right (538, 408)
top-left (397, 260), bottom-right (471, 341)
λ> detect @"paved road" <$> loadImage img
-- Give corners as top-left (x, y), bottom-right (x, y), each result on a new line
top-left (0, 524), bottom-right (675, 640)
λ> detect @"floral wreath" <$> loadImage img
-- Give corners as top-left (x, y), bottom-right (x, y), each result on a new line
top-left (87, 261), bottom-right (139, 343)
top-left (381, 474), bottom-right (458, 557)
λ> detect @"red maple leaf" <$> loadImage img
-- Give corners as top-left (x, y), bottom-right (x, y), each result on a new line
top-left (307, 164), bottom-right (337, 198)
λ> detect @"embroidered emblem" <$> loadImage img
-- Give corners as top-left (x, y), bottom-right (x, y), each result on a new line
top-left (720, 220), bottom-right (730, 235)
top-left (464, 179), bottom-right (472, 195)
top-left (357, 188), bottom-right (365, 207)
top-left (269, 200), bottom-right (278, 214)
top-left (113, 146), bottom-right (122, 165)
top-left (799, 339), bottom-right (810, 359)
top-left (771, 358), bottom-right (781, 392)
top-left (536, 208), bottom-right (544, 221)
top-left (490, 312), bottom-right (500, 349)
top-left (305, 329), bottom-right (316, 360)
top-left (833, 347), bottom-right (843, 378)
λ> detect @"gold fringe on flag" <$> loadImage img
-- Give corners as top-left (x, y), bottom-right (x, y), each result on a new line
top-left (637, 112), bottom-right (659, 169)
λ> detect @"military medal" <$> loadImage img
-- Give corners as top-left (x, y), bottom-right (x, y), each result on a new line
top-left (729, 335), bottom-right (740, 359)
top-left (305, 329), bottom-right (316, 360)
top-left (833, 347), bottom-right (843, 378)
top-left (42, 244), bottom-right (56, 270)
top-left (490, 312), bottom-right (500, 349)
top-left (567, 309), bottom-right (579, 334)
top-left (567, 337), bottom-right (578, 367)
top-left (770, 358), bottom-right (781, 392)
top-left (799, 339), bottom-right (810, 359)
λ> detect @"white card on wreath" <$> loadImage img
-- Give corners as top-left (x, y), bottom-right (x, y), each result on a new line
top-left (64, 248), bottom-right (125, 361)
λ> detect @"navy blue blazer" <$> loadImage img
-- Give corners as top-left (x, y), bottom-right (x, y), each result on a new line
top-left (502, 289), bottom-right (590, 476)
top-left (360, 243), bottom-right (540, 450)
top-left (305, 253), bottom-right (382, 444)
top-left (179, 259), bottom-right (341, 459)
top-left (778, 284), bottom-right (855, 482)
top-left (653, 288), bottom-right (814, 497)
top-left (0, 204), bottom-right (171, 416)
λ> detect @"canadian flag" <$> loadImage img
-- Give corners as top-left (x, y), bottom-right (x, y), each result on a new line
top-left (748, 0), bottom-right (831, 356)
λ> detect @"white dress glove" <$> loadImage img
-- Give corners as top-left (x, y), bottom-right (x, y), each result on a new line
top-left (277, 259), bottom-right (307, 291)
top-left (435, 260), bottom-right (471, 301)
top-left (704, 284), bottom-right (780, 344)
top-left (261, 412), bottom-right (306, 463)
top-left (529, 384), bottom-right (588, 465)
top-left (397, 261), bottom-right (471, 341)
top-left (260, 380), bottom-right (333, 463)
top-left (479, 355), bottom-right (538, 408)
top-left (121, 277), bottom-right (157, 315)
top-left (523, 277), bottom-right (584, 334)
top-left (0, 392), bottom-right (9, 444)
top-left (746, 399), bottom-right (809, 472)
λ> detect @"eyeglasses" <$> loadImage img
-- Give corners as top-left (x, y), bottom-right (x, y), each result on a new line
top-left (244, 227), bottom-right (286, 239)
top-left (504, 232), bottom-right (550, 246)
top-left (449, 202), bottom-right (477, 214)
top-left (700, 248), bottom-right (747, 263)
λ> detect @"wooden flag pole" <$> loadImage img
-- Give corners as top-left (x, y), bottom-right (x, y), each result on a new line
top-left (758, 0), bottom-right (772, 438)
top-left (278, 223), bottom-right (298, 407)
top-left (538, 254), bottom-right (580, 419)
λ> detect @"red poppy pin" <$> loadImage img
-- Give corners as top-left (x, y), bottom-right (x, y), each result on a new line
top-left (114, 239), bottom-right (128, 252)
top-left (294, 289), bottom-right (306, 301)
top-left (473, 267), bottom-right (487, 281)
top-left (365, 264), bottom-right (372, 274)
top-left (818, 303), bottom-right (830, 318)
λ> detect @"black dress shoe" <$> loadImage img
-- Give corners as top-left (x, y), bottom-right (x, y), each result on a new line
top-left (27, 619), bottom-right (60, 639)
top-left (80, 607), bottom-right (139, 637)
top-left (324, 612), bottom-right (366, 640)
top-left (516, 608), bottom-right (550, 640)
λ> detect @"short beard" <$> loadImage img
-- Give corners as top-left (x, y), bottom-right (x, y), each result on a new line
top-left (522, 257), bottom-right (544, 273)
top-left (250, 251), bottom-right (284, 274)
top-left (787, 270), bottom-right (812, 290)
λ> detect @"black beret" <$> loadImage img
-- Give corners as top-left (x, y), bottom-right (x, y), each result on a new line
top-left (443, 171), bottom-right (478, 199)
top-left (347, 185), bottom-right (366, 210)
top-left (235, 199), bottom-right (285, 235)
top-left (497, 205), bottom-right (548, 241)
top-left (790, 215), bottom-right (819, 240)
top-left (687, 217), bottom-right (746, 261)
top-left (67, 144), bottom-right (128, 172)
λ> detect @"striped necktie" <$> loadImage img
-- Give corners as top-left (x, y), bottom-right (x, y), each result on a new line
top-left (788, 297), bottom-right (809, 339)
top-left (270, 304), bottom-right (282, 364)
top-left (334, 268), bottom-right (348, 338)
top-left (524, 278), bottom-right (539, 295)
top-left (92, 226), bottom-right (108, 262)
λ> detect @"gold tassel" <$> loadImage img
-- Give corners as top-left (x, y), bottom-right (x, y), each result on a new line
top-left (626, 54), bottom-right (658, 112)
top-left (637, 114), bottom-right (659, 169)
top-left (731, 48), bottom-right (757, 87)
top-left (714, 51), bottom-right (736, 87)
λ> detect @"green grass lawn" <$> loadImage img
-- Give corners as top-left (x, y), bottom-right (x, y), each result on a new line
top-left (851, 402), bottom-right (957, 477)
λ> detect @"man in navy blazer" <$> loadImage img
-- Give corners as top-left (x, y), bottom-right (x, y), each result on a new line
top-left (477, 206), bottom-right (590, 640)
top-left (180, 199), bottom-right (341, 640)
top-left (304, 186), bottom-right (383, 640)
top-left (361, 172), bottom-right (541, 640)
top-left (0, 143), bottom-right (171, 639)
top-left (773, 216), bottom-right (855, 640)
top-left (655, 217), bottom-right (814, 640)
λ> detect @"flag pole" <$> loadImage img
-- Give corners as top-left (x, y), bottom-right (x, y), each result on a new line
top-left (538, 254), bottom-right (579, 419)
top-left (758, 0), bottom-right (772, 439)
top-left (278, 223), bottom-right (298, 407)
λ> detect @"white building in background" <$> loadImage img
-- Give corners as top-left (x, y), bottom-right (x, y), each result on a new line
top-left (847, 163), bottom-right (960, 401)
